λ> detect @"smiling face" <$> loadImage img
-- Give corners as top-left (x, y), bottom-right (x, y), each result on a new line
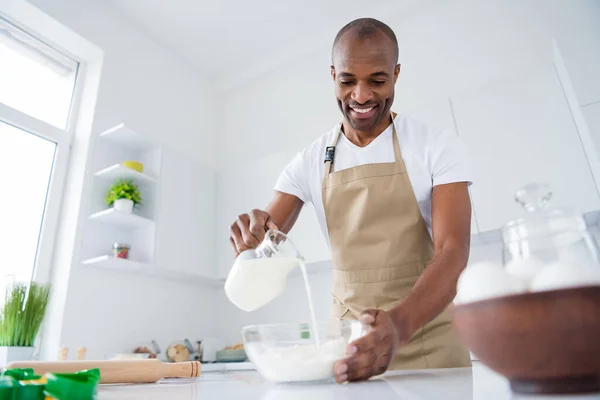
top-left (331, 30), bottom-right (400, 135)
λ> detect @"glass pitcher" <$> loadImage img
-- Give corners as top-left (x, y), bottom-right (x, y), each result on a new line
top-left (501, 183), bottom-right (600, 286)
top-left (225, 229), bottom-right (305, 312)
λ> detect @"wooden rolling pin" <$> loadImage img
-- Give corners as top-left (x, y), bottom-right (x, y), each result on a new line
top-left (6, 359), bottom-right (201, 384)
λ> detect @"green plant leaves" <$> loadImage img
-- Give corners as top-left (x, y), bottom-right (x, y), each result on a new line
top-left (0, 282), bottom-right (51, 347)
top-left (105, 179), bottom-right (143, 207)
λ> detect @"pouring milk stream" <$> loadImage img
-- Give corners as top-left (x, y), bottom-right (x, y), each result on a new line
top-left (224, 229), bottom-right (321, 345)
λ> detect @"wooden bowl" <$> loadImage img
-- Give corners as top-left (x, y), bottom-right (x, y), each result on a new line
top-left (452, 286), bottom-right (600, 394)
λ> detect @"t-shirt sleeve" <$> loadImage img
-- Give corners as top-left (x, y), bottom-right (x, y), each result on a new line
top-left (430, 129), bottom-right (473, 187)
top-left (274, 150), bottom-right (311, 204)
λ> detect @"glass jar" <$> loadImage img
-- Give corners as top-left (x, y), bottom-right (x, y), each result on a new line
top-left (501, 183), bottom-right (599, 270)
top-left (113, 242), bottom-right (131, 259)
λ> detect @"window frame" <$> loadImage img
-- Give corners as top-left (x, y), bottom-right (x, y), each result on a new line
top-left (1, 0), bottom-right (104, 361)
top-left (0, 16), bottom-right (80, 286)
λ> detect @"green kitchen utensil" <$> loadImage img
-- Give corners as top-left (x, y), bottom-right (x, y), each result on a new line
top-left (0, 370), bottom-right (33, 381)
top-left (0, 376), bottom-right (16, 400)
top-left (44, 368), bottom-right (100, 400)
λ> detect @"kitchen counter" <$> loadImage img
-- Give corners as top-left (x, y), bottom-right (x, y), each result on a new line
top-left (96, 361), bottom-right (600, 400)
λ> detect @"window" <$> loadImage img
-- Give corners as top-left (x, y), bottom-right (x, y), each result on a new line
top-left (0, 122), bottom-right (56, 284)
top-left (0, 17), bottom-right (78, 129)
top-left (0, 15), bottom-right (79, 291)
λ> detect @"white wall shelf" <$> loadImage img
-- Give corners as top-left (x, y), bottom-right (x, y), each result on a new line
top-left (82, 256), bottom-right (224, 288)
top-left (88, 208), bottom-right (154, 229)
top-left (83, 122), bottom-right (220, 287)
top-left (82, 255), bottom-right (150, 269)
top-left (94, 163), bottom-right (158, 184)
top-left (99, 123), bottom-right (155, 151)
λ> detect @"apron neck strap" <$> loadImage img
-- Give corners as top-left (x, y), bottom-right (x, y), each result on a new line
top-left (325, 112), bottom-right (400, 176)
top-left (390, 112), bottom-right (401, 162)
top-left (325, 122), bottom-right (343, 175)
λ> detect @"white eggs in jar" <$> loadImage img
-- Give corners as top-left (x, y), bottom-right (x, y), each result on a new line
top-left (529, 263), bottom-right (600, 292)
top-left (504, 257), bottom-right (547, 286)
top-left (457, 262), bottom-right (527, 304)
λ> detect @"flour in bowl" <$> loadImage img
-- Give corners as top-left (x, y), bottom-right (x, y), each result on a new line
top-left (246, 338), bottom-right (346, 383)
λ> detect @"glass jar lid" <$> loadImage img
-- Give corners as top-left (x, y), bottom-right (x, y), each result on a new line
top-left (501, 183), bottom-right (587, 244)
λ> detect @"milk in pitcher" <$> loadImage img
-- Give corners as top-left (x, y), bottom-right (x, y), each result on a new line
top-left (225, 255), bottom-right (300, 311)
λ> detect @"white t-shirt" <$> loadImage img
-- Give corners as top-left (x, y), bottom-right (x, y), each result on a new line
top-left (274, 113), bottom-right (472, 242)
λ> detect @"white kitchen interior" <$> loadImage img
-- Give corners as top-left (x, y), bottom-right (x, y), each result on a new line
top-left (0, 0), bottom-right (599, 398)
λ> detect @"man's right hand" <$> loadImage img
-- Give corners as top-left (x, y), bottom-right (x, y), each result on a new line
top-left (229, 209), bottom-right (279, 256)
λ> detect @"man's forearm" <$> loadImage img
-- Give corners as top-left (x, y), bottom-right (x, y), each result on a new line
top-left (265, 191), bottom-right (304, 234)
top-left (390, 241), bottom-right (469, 343)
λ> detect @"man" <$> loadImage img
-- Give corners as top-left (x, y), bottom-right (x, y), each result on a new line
top-left (229, 18), bottom-right (472, 383)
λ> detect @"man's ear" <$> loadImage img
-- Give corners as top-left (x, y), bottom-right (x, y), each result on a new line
top-left (330, 65), bottom-right (336, 81)
top-left (394, 64), bottom-right (401, 83)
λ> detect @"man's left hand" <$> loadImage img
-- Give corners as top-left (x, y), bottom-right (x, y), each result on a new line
top-left (333, 309), bottom-right (401, 383)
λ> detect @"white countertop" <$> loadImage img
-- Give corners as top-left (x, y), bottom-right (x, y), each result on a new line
top-left (97, 361), bottom-right (600, 400)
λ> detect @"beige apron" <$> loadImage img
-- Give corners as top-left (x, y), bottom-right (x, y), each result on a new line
top-left (322, 114), bottom-right (471, 370)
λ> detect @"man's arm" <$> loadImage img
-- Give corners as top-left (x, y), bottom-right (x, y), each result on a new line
top-left (229, 191), bottom-right (304, 256)
top-left (266, 191), bottom-right (304, 234)
top-left (390, 181), bottom-right (472, 342)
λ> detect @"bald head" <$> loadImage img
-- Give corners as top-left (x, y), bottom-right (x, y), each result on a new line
top-left (332, 18), bottom-right (399, 65)
top-left (330, 18), bottom-right (400, 135)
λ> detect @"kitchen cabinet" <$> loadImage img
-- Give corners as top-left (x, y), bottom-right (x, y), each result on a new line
top-left (155, 146), bottom-right (217, 280)
top-left (451, 61), bottom-right (600, 233)
top-left (555, 38), bottom-right (600, 108)
top-left (582, 103), bottom-right (600, 160)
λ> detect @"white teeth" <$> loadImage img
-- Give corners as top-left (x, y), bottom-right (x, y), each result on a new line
top-left (352, 107), bottom-right (373, 114)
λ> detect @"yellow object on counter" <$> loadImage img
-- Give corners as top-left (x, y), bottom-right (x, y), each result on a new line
top-left (19, 376), bottom-right (47, 385)
top-left (121, 160), bottom-right (144, 173)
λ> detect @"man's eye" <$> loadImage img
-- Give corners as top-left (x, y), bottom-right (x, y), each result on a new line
top-left (372, 80), bottom-right (386, 85)
top-left (340, 81), bottom-right (354, 86)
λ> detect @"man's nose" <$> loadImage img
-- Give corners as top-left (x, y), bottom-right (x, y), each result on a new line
top-left (351, 82), bottom-right (374, 104)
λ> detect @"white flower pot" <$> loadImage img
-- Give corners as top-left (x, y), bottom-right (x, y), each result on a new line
top-left (0, 346), bottom-right (35, 365)
top-left (113, 198), bottom-right (134, 213)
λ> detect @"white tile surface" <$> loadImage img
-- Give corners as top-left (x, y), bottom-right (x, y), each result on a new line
top-left (96, 362), bottom-right (599, 400)
top-left (200, 361), bottom-right (254, 372)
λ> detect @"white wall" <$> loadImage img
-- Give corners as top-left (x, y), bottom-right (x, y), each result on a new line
top-left (29, 0), bottom-right (219, 167)
top-left (215, 0), bottom-right (600, 341)
top-left (27, 0), bottom-right (220, 359)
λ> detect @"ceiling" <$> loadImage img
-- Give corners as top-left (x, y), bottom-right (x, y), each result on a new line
top-left (104, 0), bottom-right (428, 89)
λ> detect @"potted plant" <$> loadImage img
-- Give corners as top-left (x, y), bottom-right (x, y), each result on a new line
top-left (105, 178), bottom-right (142, 214)
top-left (0, 282), bottom-right (51, 364)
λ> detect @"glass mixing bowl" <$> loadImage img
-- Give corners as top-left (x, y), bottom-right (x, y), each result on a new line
top-left (242, 320), bottom-right (369, 383)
